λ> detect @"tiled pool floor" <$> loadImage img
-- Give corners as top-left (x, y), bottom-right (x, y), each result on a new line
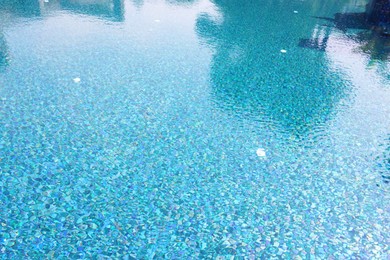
top-left (0, 0), bottom-right (389, 258)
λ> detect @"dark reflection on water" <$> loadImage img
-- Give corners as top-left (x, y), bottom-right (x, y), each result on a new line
top-left (355, 30), bottom-right (390, 60)
top-left (378, 136), bottom-right (390, 184)
top-left (0, 0), bottom-right (43, 17)
top-left (0, 0), bottom-right (125, 21)
top-left (166, 0), bottom-right (198, 7)
top-left (131, 0), bottom-right (198, 9)
top-left (314, 13), bottom-right (370, 31)
top-left (130, 0), bottom-right (144, 9)
top-left (0, 34), bottom-right (9, 71)
top-left (0, 0), bottom-right (125, 73)
top-left (196, 0), bottom-right (349, 138)
top-left (298, 25), bottom-right (332, 51)
top-left (303, 13), bottom-right (390, 61)
top-left (60, 0), bottom-right (125, 22)
top-left (0, 0), bottom-right (200, 22)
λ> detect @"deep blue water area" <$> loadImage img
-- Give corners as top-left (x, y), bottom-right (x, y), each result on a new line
top-left (0, 0), bottom-right (389, 258)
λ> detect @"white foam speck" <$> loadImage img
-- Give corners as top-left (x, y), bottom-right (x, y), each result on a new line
top-left (73, 77), bottom-right (81, 83)
top-left (256, 148), bottom-right (266, 157)
top-left (280, 49), bottom-right (287, 53)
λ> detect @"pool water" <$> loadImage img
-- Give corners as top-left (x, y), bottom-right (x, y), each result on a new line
top-left (0, 0), bottom-right (389, 258)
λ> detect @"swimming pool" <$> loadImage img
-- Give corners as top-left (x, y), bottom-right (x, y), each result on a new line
top-left (0, 0), bottom-right (389, 258)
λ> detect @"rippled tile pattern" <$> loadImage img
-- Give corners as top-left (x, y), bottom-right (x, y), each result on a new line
top-left (0, 0), bottom-right (389, 258)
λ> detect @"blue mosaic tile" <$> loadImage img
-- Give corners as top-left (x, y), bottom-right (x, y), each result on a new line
top-left (0, 0), bottom-right (389, 258)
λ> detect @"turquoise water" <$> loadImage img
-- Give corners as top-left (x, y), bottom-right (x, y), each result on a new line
top-left (0, 0), bottom-right (389, 258)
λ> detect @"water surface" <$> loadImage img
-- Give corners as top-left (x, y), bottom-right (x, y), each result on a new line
top-left (0, 0), bottom-right (389, 258)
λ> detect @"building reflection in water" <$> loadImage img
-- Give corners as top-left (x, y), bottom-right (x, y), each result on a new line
top-left (303, 12), bottom-right (390, 61)
top-left (196, 0), bottom-right (349, 138)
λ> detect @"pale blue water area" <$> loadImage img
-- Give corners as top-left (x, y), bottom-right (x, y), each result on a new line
top-left (0, 0), bottom-right (389, 258)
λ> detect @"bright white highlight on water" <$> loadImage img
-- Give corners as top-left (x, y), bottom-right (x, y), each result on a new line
top-left (256, 148), bottom-right (266, 157)
top-left (73, 77), bottom-right (81, 83)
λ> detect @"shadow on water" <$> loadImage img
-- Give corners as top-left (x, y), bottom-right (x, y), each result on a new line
top-left (196, 0), bottom-right (349, 139)
top-left (300, 12), bottom-right (390, 61)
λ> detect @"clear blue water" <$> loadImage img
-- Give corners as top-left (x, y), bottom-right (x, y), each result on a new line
top-left (0, 0), bottom-right (389, 258)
